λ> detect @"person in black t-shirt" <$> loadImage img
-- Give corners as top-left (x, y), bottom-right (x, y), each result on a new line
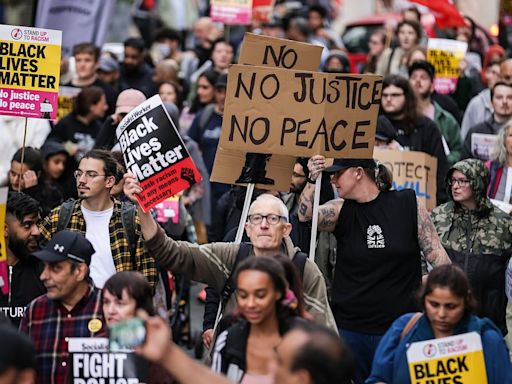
top-left (0, 192), bottom-right (45, 326)
top-left (298, 156), bottom-right (450, 384)
top-left (66, 42), bottom-right (118, 117)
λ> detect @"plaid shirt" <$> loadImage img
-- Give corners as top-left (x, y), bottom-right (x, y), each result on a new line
top-left (19, 283), bottom-right (106, 384)
top-left (39, 198), bottom-right (157, 290)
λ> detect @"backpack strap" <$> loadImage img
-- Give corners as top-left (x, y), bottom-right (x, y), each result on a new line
top-left (57, 199), bottom-right (76, 232)
top-left (121, 201), bottom-right (137, 266)
top-left (400, 312), bottom-right (422, 341)
top-left (291, 251), bottom-right (308, 282)
top-left (221, 243), bottom-right (252, 306)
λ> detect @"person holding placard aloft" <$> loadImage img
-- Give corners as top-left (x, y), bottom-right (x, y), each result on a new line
top-left (298, 155), bottom-right (450, 384)
top-left (366, 264), bottom-right (511, 384)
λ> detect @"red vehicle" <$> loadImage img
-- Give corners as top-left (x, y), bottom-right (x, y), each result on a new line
top-left (341, 13), bottom-right (496, 73)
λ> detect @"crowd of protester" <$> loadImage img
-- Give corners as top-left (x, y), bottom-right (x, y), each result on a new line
top-left (2, 1), bottom-right (512, 383)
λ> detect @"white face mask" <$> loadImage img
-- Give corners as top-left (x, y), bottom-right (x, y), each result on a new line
top-left (157, 43), bottom-right (171, 58)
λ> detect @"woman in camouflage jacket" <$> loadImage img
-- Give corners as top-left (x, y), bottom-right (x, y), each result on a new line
top-left (431, 158), bottom-right (512, 335)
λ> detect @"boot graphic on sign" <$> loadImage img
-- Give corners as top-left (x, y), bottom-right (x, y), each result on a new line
top-left (236, 153), bottom-right (275, 185)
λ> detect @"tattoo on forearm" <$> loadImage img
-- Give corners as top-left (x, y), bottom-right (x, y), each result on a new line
top-left (417, 202), bottom-right (450, 266)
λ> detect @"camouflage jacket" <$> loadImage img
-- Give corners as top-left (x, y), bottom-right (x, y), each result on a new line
top-left (431, 158), bottom-right (512, 253)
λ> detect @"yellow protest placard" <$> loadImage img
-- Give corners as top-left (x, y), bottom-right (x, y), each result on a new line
top-left (0, 24), bottom-right (62, 119)
top-left (407, 332), bottom-right (488, 384)
top-left (427, 38), bottom-right (467, 95)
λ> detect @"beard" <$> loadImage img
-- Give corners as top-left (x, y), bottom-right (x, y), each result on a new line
top-left (9, 234), bottom-right (37, 262)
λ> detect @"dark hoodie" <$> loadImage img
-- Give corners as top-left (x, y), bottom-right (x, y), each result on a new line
top-left (431, 158), bottom-right (512, 333)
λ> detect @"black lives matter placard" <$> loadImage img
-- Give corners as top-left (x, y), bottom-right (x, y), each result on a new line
top-left (68, 338), bottom-right (147, 384)
top-left (116, 95), bottom-right (202, 212)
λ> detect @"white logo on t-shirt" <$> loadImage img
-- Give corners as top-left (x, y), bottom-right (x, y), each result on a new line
top-left (367, 225), bottom-right (385, 249)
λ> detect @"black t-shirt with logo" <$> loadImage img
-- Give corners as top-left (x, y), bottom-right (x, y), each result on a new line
top-left (332, 189), bottom-right (421, 334)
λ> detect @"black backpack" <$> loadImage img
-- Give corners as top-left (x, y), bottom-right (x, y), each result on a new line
top-left (56, 199), bottom-right (138, 265)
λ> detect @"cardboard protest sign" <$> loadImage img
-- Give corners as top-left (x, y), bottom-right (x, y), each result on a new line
top-left (374, 149), bottom-right (437, 210)
top-left (211, 33), bottom-right (326, 191)
top-left (0, 188), bottom-right (7, 296)
top-left (252, 0), bottom-right (275, 22)
top-left (211, 0), bottom-right (253, 25)
top-left (427, 38), bottom-right (468, 94)
top-left (407, 332), bottom-right (488, 384)
top-left (69, 338), bottom-right (147, 383)
top-left (239, 33), bottom-right (323, 70)
top-left (117, 95), bottom-right (202, 212)
top-left (470, 133), bottom-right (497, 161)
top-left (219, 64), bottom-right (382, 158)
top-left (0, 24), bottom-right (61, 120)
top-left (57, 85), bottom-right (80, 121)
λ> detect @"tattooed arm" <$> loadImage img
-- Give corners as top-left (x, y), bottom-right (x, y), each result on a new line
top-left (417, 200), bottom-right (450, 267)
top-left (297, 155), bottom-right (343, 232)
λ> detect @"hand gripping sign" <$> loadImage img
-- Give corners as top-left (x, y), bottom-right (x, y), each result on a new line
top-left (116, 95), bottom-right (202, 212)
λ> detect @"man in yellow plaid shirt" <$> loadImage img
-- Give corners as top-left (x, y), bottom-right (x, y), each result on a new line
top-left (39, 149), bottom-right (157, 290)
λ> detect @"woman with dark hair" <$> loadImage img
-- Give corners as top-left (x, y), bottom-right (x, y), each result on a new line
top-left (381, 74), bottom-right (450, 203)
top-left (363, 29), bottom-right (387, 74)
top-left (103, 271), bottom-right (174, 383)
top-left (180, 69), bottom-right (220, 134)
top-left (47, 86), bottom-right (107, 162)
top-left (298, 156), bottom-right (450, 383)
top-left (376, 20), bottom-right (422, 76)
top-left (367, 264), bottom-right (511, 384)
top-left (211, 256), bottom-right (308, 383)
top-left (8, 146), bottom-right (63, 216)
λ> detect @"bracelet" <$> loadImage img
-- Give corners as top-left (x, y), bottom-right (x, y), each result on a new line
top-left (306, 176), bottom-right (317, 184)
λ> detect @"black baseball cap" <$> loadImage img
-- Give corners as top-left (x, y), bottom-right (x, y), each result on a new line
top-left (215, 73), bottom-right (228, 89)
top-left (376, 115), bottom-right (397, 142)
top-left (32, 230), bottom-right (95, 265)
top-left (324, 158), bottom-right (377, 173)
top-left (408, 60), bottom-right (435, 81)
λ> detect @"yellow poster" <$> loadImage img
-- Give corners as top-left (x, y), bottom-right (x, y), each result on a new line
top-left (427, 38), bottom-right (467, 95)
top-left (407, 332), bottom-right (488, 384)
top-left (0, 187), bottom-right (8, 295)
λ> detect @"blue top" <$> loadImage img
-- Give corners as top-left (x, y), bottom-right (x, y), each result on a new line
top-left (366, 313), bottom-right (512, 384)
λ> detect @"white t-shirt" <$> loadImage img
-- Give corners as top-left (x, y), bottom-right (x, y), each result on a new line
top-left (81, 204), bottom-right (116, 288)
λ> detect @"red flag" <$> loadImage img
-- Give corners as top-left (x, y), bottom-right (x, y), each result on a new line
top-left (410, 0), bottom-right (466, 28)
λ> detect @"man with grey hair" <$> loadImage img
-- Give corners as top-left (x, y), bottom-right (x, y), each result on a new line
top-left (123, 174), bottom-right (336, 337)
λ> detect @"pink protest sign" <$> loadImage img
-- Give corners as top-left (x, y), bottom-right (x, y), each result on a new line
top-left (0, 24), bottom-right (61, 120)
top-left (211, 0), bottom-right (253, 25)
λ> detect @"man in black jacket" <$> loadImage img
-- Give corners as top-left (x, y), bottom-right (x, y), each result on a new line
top-left (0, 192), bottom-right (45, 325)
top-left (463, 81), bottom-right (512, 160)
top-left (381, 74), bottom-right (449, 204)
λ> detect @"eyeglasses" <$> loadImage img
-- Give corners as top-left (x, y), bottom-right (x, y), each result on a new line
top-left (449, 178), bottom-right (471, 188)
top-left (292, 172), bottom-right (306, 178)
top-left (247, 214), bottom-right (287, 225)
top-left (74, 170), bottom-right (107, 180)
top-left (382, 92), bottom-right (405, 99)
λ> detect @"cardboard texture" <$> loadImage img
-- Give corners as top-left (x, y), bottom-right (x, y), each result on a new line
top-left (219, 64), bottom-right (382, 158)
top-left (211, 33), bottom-right (326, 191)
top-left (374, 149), bottom-right (437, 210)
top-left (116, 95), bottom-right (202, 212)
top-left (239, 32), bottom-right (323, 70)
top-left (211, 147), bottom-right (296, 190)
